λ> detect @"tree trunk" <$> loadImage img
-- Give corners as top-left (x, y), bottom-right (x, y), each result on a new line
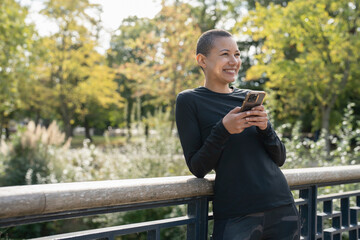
top-left (84, 116), bottom-right (93, 142)
top-left (0, 120), bottom-right (2, 140)
top-left (170, 62), bottom-right (178, 134)
top-left (5, 127), bottom-right (10, 140)
top-left (3, 118), bottom-right (10, 140)
top-left (145, 123), bottom-right (149, 139)
top-left (320, 59), bottom-right (350, 160)
top-left (170, 100), bottom-right (176, 134)
top-left (126, 99), bottom-right (134, 140)
top-left (321, 105), bottom-right (332, 159)
top-left (64, 121), bottom-right (73, 140)
top-left (61, 105), bottom-right (73, 139)
top-left (35, 110), bottom-right (41, 126)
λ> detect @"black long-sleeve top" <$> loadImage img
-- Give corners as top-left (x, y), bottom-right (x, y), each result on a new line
top-left (175, 86), bottom-right (294, 219)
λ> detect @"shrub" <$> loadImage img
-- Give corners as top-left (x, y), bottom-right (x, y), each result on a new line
top-left (278, 103), bottom-right (359, 169)
top-left (0, 121), bottom-right (70, 186)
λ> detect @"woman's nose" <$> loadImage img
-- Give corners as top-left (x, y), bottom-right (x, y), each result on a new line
top-left (229, 56), bottom-right (240, 65)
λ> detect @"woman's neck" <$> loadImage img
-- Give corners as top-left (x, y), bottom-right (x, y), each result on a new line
top-left (204, 82), bottom-right (233, 94)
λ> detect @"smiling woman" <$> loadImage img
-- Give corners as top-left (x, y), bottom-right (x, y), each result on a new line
top-left (175, 29), bottom-right (299, 240)
top-left (197, 36), bottom-right (241, 92)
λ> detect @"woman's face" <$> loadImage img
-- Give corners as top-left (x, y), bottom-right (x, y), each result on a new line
top-left (202, 37), bottom-right (241, 85)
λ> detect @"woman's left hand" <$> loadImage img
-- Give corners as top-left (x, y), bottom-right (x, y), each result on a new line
top-left (244, 105), bottom-right (268, 130)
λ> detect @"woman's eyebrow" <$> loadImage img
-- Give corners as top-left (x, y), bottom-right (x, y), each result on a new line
top-left (219, 49), bottom-right (240, 53)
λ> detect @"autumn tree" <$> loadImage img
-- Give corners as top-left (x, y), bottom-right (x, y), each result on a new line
top-left (237, 0), bottom-right (360, 156)
top-left (116, 2), bottom-right (202, 131)
top-left (39, 0), bottom-right (122, 139)
top-left (107, 16), bottom-right (156, 138)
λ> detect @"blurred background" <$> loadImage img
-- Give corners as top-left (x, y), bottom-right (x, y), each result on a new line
top-left (0, 0), bottom-right (359, 238)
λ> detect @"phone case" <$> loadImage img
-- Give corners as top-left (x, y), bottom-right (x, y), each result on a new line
top-left (240, 91), bottom-right (266, 112)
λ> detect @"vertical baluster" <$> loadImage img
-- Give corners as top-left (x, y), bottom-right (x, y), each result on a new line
top-left (349, 229), bottom-right (358, 240)
top-left (341, 197), bottom-right (349, 228)
top-left (300, 185), bottom-right (317, 240)
top-left (187, 197), bottom-right (209, 240)
top-left (349, 195), bottom-right (359, 240)
top-left (147, 229), bottom-right (160, 240)
top-left (323, 200), bottom-right (333, 214)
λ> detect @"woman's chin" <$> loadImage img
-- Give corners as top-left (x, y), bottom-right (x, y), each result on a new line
top-left (225, 78), bottom-right (236, 83)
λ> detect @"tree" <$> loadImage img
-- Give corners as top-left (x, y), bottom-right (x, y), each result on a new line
top-left (39, 0), bottom-right (122, 139)
top-left (107, 16), bottom-right (156, 138)
top-left (237, 0), bottom-right (360, 156)
top-left (190, 0), bottom-right (244, 32)
top-left (75, 63), bottom-right (123, 140)
top-left (0, 0), bottom-right (35, 139)
top-left (117, 2), bottom-right (203, 130)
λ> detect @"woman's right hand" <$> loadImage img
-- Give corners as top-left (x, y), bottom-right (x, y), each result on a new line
top-left (222, 107), bottom-right (252, 134)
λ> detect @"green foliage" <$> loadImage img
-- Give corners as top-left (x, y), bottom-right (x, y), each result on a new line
top-left (115, 2), bottom-right (203, 131)
top-left (279, 103), bottom-right (360, 169)
top-left (237, 0), bottom-right (360, 134)
top-left (0, 0), bottom-right (35, 138)
top-left (32, 0), bottom-right (123, 139)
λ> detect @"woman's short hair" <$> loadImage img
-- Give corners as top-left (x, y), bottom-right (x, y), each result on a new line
top-left (196, 29), bottom-right (233, 56)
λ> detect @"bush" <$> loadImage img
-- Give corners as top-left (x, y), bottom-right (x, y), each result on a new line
top-left (279, 103), bottom-right (360, 169)
top-left (0, 121), bottom-right (70, 186)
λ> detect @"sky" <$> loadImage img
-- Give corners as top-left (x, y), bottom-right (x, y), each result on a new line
top-left (19, 0), bottom-right (162, 53)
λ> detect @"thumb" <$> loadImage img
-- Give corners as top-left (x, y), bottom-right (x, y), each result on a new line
top-left (229, 106), bottom-right (241, 114)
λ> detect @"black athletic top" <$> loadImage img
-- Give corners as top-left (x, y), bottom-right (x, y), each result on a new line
top-left (175, 86), bottom-right (294, 220)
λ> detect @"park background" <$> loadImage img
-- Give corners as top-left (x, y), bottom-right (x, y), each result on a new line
top-left (0, 0), bottom-right (359, 238)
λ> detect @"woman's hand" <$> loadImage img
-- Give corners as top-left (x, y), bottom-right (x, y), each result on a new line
top-left (244, 105), bottom-right (268, 130)
top-left (222, 105), bottom-right (268, 134)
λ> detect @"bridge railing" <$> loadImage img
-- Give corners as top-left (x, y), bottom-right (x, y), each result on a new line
top-left (1, 165), bottom-right (360, 240)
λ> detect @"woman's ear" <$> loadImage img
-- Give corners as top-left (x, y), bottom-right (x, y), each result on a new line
top-left (196, 53), bottom-right (207, 69)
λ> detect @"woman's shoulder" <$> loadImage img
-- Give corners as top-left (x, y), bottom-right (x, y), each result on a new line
top-left (178, 87), bottom-right (206, 95)
top-left (177, 87), bottom-right (205, 100)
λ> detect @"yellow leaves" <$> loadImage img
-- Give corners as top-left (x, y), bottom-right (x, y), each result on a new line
top-left (77, 64), bottom-right (122, 109)
top-left (245, 65), bottom-right (268, 81)
top-left (114, 2), bottom-right (202, 103)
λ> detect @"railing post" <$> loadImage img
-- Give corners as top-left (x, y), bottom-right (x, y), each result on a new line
top-left (187, 197), bottom-right (209, 240)
top-left (300, 185), bottom-right (317, 240)
top-left (147, 228), bottom-right (160, 240)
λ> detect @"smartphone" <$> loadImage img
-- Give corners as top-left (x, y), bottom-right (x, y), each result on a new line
top-left (240, 91), bottom-right (266, 112)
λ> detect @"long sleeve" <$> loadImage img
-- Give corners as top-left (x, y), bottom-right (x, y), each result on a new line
top-left (175, 93), bottom-right (230, 178)
top-left (256, 121), bottom-right (286, 166)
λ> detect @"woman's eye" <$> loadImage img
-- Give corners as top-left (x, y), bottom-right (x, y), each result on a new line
top-left (221, 53), bottom-right (228, 56)
top-left (235, 53), bottom-right (241, 57)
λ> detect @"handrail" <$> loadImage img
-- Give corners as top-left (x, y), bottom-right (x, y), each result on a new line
top-left (1, 165), bottom-right (360, 220)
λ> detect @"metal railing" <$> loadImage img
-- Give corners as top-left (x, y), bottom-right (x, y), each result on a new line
top-left (1, 165), bottom-right (360, 240)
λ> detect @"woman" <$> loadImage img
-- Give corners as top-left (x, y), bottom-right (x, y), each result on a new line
top-left (175, 29), bottom-right (300, 240)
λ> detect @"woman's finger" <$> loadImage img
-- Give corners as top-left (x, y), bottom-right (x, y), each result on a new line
top-left (251, 105), bottom-right (265, 111)
top-left (245, 116), bottom-right (268, 122)
top-left (245, 110), bottom-right (267, 117)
